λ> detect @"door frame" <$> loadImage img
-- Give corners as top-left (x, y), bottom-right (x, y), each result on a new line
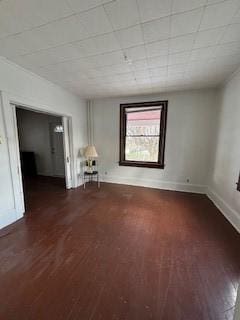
top-left (1, 91), bottom-right (74, 217)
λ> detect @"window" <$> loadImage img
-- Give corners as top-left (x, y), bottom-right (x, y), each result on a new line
top-left (119, 101), bottom-right (168, 169)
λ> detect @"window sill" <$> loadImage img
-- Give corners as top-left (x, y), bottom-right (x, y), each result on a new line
top-left (119, 160), bottom-right (165, 169)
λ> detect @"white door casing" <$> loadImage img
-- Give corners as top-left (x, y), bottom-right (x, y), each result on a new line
top-left (234, 285), bottom-right (240, 320)
top-left (2, 100), bottom-right (25, 217)
top-left (1, 91), bottom-right (74, 226)
top-left (62, 116), bottom-right (72, 189)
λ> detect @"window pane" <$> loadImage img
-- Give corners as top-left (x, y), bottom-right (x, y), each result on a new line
top-left (125, 136), bottom-right (159, 162)
top-left (126, 109), bottom-right (161, 136)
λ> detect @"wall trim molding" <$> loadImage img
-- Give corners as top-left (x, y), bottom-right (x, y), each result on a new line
top-left (207, 188), bottom-right (240, 233)
top-left (101, 175), bottom-right (206, 194)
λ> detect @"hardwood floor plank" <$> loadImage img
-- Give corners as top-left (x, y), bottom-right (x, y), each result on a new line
top-left (0, 178), bottom-right (239, 319)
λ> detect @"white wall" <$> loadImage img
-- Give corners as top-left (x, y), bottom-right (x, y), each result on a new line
top-left (0, 57), bottom-right (87, 229)
top-left (17, 109), bottom-right (63, 177)
top-left (1, 51), bottom-right (239, 234)
top-left (208, 70), bottom-right (240, 233)
top-left (234, 285), bottom-right (240, 320)
top-left (92, 89), bottom-right (217, 193)
top-left (0, 104), bottom-right (15, 223)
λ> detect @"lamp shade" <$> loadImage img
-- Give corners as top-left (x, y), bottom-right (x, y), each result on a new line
top-left (84, 145), bottom-right (98, 158)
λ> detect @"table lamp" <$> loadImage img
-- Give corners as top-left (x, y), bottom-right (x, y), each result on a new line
top-left (84, 145), bottom-right (98, 173)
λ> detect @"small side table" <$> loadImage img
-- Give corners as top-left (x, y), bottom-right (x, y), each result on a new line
top-left (83, 171), bottom-right (100, 189)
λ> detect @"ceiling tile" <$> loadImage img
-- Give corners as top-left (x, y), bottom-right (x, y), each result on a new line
top-left (104, 0), bottom-right (140, 30)
top-left (24, 0), bottom-right (73, 24)
top-left (0, 34), bottom-right (30, 57)
top-left (8, 55), bottom-right (36, 70)
top-left (0, 0), bottom-right (38, 38)
top-left (137, 81), bottom-right (152, 88)
top-left (168, 64), bottom-right (186, 75)
top-left (169, 34), bottom-right (195, 53)
top-left (78, 6), bottom-right (113, 36)
top-left (142, 16), bottom-right (170, 43)
top-left (231, 8), bottom-right (240, 23)
top-left (133, 69), bottom-right (150, 78)
top-left (171, 8), bottom-right (204, 37)
top-left (137, 0), bottom-right (171, 23)
top-left (35, 68), bottom-right (75, 82)
top-left (83, 68), bottom-right (103, 78)
top-left (147, 83), bottom-right (166, 93)
top-left (0, 0), bottom-right (73, 38)
top-left (72, 38), bottom-right (101, 57)
top-left (96, 63), bottom-right (131, 76)
top-left (214, 42), bottom-right (240, 57)
top-left (149, 66), bottom-right (167, 77)
top-left (168, 51), bottom-right (191, 65)
top-left (220, 23), bottom-right (240, 43)
top-left (12, 45), bottom-right (83, 68)
top-left (200, 0), bottom-right (240, 30)
top-left (172, 0), bottom-right (207, 14)
top-left (207, 0), bottom-right (225, 4)
top-left (27, 15), bottom-right (90, 49)
top-left (16, 29), bottom-right (60, 55)
top-left (59, 72), bottom-right (90, 83)
top-left (191, 46), bottom-right (216, 60)
top-left (1, 27), bottom-right (75, 58)
top-left (73, 33), bottom-right (120, 57)
top-left (91, 32), bottom-right (121, 52)
top-left (148, 55), bottom-right (168, 68)
top-left (211, 53), bottom-right (240, 66)
top-left (111, 72), bottom-right (135, 82)
top-left (146, 39), bottom-right (169, 58)
top-left (87, 51), bottom-right (125, 67)
top-left (43, 57), bottom-right (98, 74)
top-left (0, 0), bottom-right (239, 98)
top-left (194, 26), bottom-right (225, 48)
top-left (99, 73), bottom-right (133, 84)
top-left (66, 0), bottom-right (102, 13)
top-left (123, 45), bottom-right (146, 61)
top-left (115, 25), bottom-right (144, 48)
top-left (130, 59), bottom-right (148, 70)
top-left (187, 59), bottom-right (213, 72)
top-left (167, 73), bottom-right (185, 81)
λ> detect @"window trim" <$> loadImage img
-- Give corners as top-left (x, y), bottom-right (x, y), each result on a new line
top-left (119, 100), bottom-right (168, 169)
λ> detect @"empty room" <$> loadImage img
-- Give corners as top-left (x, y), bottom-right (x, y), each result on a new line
top-left (16, 107), bottom-right (68, 211)
top-left (0, 0), bottom-right (240, 319)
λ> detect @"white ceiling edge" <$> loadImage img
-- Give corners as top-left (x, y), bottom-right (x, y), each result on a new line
top-left (0, 55), bottom-right (232, 102)
top-left (84, 84), bottom-right (220, 101)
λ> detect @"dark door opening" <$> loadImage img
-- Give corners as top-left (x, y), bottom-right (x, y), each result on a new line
top-left (16, 107), bottom-right (66, 212)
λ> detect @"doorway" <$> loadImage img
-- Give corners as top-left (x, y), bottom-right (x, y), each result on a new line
top-left (15, 106), bottom-right (72, 212)
top-left (49, 121), bottom-right (65, 177)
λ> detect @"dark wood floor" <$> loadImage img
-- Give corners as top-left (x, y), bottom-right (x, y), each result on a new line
top-left (0, 179), bottom-right (240, 320)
